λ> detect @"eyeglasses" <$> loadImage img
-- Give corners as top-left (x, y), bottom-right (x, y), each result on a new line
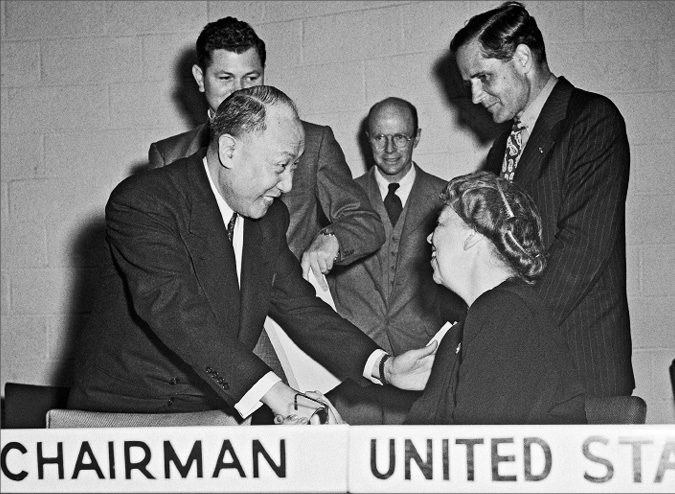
top-left (368, 133), bottom-right (414, 150)
top-left (294, 392), bottom-right (329, 424)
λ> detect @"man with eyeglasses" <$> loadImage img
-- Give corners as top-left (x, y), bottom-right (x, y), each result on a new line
top-left (330, 97), bottom-right (466, 361)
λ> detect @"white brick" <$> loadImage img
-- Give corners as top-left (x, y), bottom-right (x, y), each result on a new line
top-left (4, 85), bottom-right (109, 133)
top-left (262, 1), bottom-right (307, 22)
top-left (46, 213), bottom-right (108, 268)
top-left (518, 1), bottom-right (584, 43)
top-left (548, 41), bottom-right (657, 94)
top-left (612, 91), bottom-right (675, 146)
top-left (641, 245), bottom-right (675, 297)
top-left (10, 267), bottom-right (95, 314)
top-left (646, 400), bottom-right (675, 425)
top-left (4, 1), bottom-right (105, 39)
top-left (255, 20), bottom-right (303, 72)
top-left (0, 315), bottom-right (48, 359)
top-left (0, 40), bottom-right (40, 86)
top-left (110, 80), bottom-right (194, 128)
top-left (658, 40), bottom-right (675, 91)
top-left (652, 350), bottom-right (675, 412)
top-left (48, 313), bottom-right (85, 360)
top-left (625, 244), bottom-right (640, 297)
top-left (1, 356), bottom-right (74, 389)
top-left (104, 1), bottom-right (206, 36)
top-left (268, 61), bottom-right (364, 114)
top-left (0, 133), bottom-right (44, 180)
top-left (631, 143), bottom-right (675, 194)
top-left (45, 130), bottom-right (152, 180)
top-left (631, 349), bottom-right (654, 403)
top-left (43, 37), bottom-right (143, 84)
top-left (629, 296), bottom-right (675, 349)
top-left (207, 1), bottom-right (264, 24)
top-left (399, 1), bottom-right (471, 53)
top-left (1, 222), bottom-right (48, 269)
top-left (626, 194), bottom-right (675, 245)
top-left (1, 182), bottom-right (8, 226)
top-left (8, 178), bottom-right (105, 225)
top-left (303, 7), bottom-right (402, 64)
top-left (305, 1), bottom-right (371, 18)
top-left (142, 34), bottom-right (196, 82)
top-left (1, 271), bottom-right (10, 316)
top-left (584, 1), bottom-right (675, 41)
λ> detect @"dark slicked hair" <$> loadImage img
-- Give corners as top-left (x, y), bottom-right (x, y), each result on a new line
top-left (450, 2), bottom-right (547, 65)
top-left (367, 97), bottom-right (419, 134)
top-left (210, 85), bottom-right (299, 144)
top-left (442, 171), bottom-right (546, 284)
top-left (196, 16), bottom-right (266, 69)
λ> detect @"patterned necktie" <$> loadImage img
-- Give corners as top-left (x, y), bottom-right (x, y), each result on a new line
top-left (384, 183), bottom-right (402, 225)
top-left (227, 212), bottom-right (238, 242)
top-left (501, 119), bottom-right (526, 182)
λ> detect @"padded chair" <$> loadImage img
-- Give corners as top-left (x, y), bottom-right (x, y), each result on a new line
top-left (3, 382), bottom-right (71, 428)
top-left (46, 408), bottom-right (249, 428)
top-left (585, 396), bottom-right (647, 424)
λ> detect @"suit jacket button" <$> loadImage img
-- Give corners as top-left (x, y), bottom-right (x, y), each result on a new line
top-left (205, 366), bottom-right (213, 374)
top-left (169, 377), bottom-right (178, 385)
top-left (222, 383), bottom-right (229, 390)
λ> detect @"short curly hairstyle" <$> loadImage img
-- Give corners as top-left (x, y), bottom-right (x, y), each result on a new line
top-left (442, 171), bottom-right (546, 284)
top-left (196, 16), bottom-right (266, 69)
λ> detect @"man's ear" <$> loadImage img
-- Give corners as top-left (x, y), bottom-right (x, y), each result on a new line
top-left (413, 128), bottom-right (422, 148)
top-left (463, 230), bottom-right (483, 251)
top-left (513, 44), bottom-right (533, 74)
top-left (217, 134), bottom-right (237, 169)
top-left (192, 64), bottom-right (205, 93)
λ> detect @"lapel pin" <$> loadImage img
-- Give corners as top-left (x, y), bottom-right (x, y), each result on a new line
top-left (538, 147), bottom-right (543, 154)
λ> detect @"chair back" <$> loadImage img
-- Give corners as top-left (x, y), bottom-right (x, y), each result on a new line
top-left (3, 382), bottom-right (70, 428)
top-left (46, 408), bottom-right (250, 428)
top-left (584, 396), bottom-right (647, 424)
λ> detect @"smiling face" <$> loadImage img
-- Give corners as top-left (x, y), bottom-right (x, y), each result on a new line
top-left (219, 106), bottom-right (304, 219)
top-left (427, 206), bottom-right (474, 294)
top-left (193, 48), bottom-right (264, 114)
top-left (455, 39), bottom-right (530, 124)
top-left (367, 102), bottom-right (420, 182)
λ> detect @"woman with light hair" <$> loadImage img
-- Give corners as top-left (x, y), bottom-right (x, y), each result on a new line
top-left (404, 171), bottom-right (587, 424)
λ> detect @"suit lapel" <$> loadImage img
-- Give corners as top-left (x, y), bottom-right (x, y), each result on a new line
top-left (515, 78), bottom-right (574, 187)
top-left (184, 153), bottom-right (241, 332)
top-left (401, 165), bottom-right (435, 239)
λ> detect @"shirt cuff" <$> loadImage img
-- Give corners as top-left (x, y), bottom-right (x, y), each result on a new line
top-left (234, 371), bottom-right (281, 418)
top-left (363, 349), bottom-right (388, 386)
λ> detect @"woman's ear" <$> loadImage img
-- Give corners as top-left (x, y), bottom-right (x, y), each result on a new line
top-left (463, 230), bottom-right (483, 251)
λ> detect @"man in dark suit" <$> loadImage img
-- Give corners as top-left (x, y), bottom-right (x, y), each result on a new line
top-left (450, 1), bottom-right (634, 397)
top-left (68, 86), bottom-right (436, 422)
top-left (330, 97), bottom-right (465, 356)
top-left (149, 17), bottom-right (383, 289)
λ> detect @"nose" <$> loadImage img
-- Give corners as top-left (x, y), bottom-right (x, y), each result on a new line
top-left (233, 79), bottom-right (243, 91)
top-left (277, 167), bottom-right (294, 194)
top-left (427, 232), bottom-right (433, 245)
top-left (470, 81), bottom-right (484, 105)
top-left (384, 136), bottom-right (396, 153)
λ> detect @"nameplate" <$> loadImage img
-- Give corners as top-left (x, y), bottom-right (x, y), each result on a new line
top-left (348, 424), bottom-right (675, 492)
top-left (1, 425), bottom-right (349, 493)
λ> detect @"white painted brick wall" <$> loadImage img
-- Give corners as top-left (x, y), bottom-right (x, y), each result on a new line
top-left (1, 0), bottom-right (673, 424)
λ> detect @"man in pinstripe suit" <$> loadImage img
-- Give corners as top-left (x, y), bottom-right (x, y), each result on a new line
top-left (451, 1), bottom-right (634, 397)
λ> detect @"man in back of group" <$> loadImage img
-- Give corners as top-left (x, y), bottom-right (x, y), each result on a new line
top-left (149, 16), bottom-right (384, 285)
top-left (330, 97), bottom-right (465, 356)
top-left (68, 85), bottom-right (436, 423)
top-left (451, 1), bottom-right (634, 397)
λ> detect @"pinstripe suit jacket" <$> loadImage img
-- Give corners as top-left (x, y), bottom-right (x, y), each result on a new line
top-left (148, 121), bottom-right (384, 264)
top-left (329, 165), bottom-right (466, 355)
top-left (485, 77), bottom-right (634, 397)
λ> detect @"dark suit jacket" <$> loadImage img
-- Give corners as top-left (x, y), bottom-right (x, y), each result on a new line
top-left (485, 77), bottom-right (634, 397)
top-left (329, 165), bottom-right (465, 355)
top-left (149, 121), bottom-right (384, 263)
top-left (69, 150), bottom-right (379, 414)
top-left (405, 279), bottom-right (587, 425)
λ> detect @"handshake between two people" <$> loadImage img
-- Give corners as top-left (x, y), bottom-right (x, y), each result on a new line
top-left (262, 340), bottom-right (439, 425)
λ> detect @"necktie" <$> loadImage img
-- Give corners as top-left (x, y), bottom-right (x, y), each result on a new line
top-left (501, 119), bottom-right (526, 182)
top-left (384, 183), bottom-right (402, 225)
top-left (227, 212), bottom-right (238, 242)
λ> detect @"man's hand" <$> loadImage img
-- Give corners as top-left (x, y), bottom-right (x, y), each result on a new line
top-left (262, 382), bottom-right (342, 425)
top-left (301, 232), bottom-right (340, 291)
top-left (385, 340), bottom-right (438, 391)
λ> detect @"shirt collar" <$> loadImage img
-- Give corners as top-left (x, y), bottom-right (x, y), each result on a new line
top-left (203, 156), bottom-right (235, 221)
top-left (518, 74), bottom-right (558, 131)
top-left (374, 163), bottom-right (416, 205)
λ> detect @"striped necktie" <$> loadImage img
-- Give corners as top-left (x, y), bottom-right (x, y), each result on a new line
top-left (227, 212), bottom-right (238, 242)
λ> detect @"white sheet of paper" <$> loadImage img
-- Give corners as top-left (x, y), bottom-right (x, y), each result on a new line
top-left (427, 320), bottom-right (456, 347)
top-left (263, 270), bottom-right (341, 392)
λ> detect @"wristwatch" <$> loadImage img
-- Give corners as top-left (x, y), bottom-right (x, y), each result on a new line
top-left (319, 227), bottom-right (341, 263)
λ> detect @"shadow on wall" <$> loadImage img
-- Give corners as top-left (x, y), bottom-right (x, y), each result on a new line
top-left (172, 46), bottom-right (208, 130)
